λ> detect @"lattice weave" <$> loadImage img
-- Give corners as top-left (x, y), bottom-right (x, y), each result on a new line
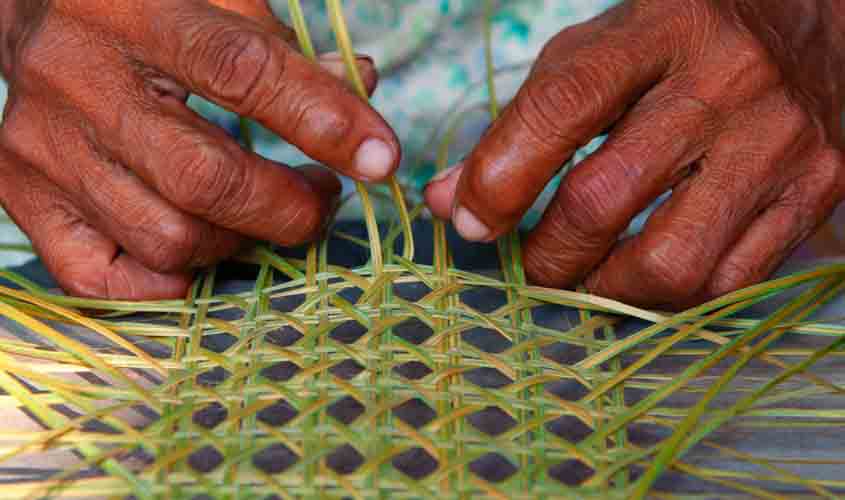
top-left (1, 259), bottom-right (845, 498)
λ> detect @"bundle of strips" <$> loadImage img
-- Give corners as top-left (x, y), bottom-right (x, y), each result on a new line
top-left (1, 1), bottom-right (844, 498)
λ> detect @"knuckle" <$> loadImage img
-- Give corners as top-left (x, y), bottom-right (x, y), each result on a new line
top-left (522, 237), bottom-right (578, 288)
top-left (709, 259), bottom-right (756, 297)
top-left (163, 138), bottom-right (248, 222)
top-left (786, 148), bottom-right (844, 209)
top-left (554, 169), bottom-right (619, 239)
top-left (142, 215), bottom-right (201, 273)
top-left (816, 147), bottom-right (845, 181)
top-left (636, 233), bottom-right (707, 298)
top-left (664, 93), bottom-right (721, 140)
top-left (521, 203), bottom-right (618, 290)
top-left (273, 187), bottom-right (325, 246)
top-left (522, 246), bottom-right (561, 287)
top-left (185, 26), bottom-right (273, 111)
top-left (826, 150), bottom-right (845, 199)
top-left (6, 12), bottom-right (75, 89)
top-left (778, 101), bottom-right (816, 140)
top-left (730, 37), bottom-right (784, 91)
top-left (791, 149), bottom-right (845, 214)
top-left (290, 98), bottom-right (353, 150)
top-left (672, 0), bottom-right (717, 31)
top-left (514, 74), bottom-right (586, 150)
top-left (778, 181), bottom-right (815, 227)
top-left (0, 115), bottom-right (27, 155)
top-left (286, 205), bottom-right (323, 244)
top-left (814, 150), bottom-right (844, 196)
top-left (13, 38), bottom-right (54, 85)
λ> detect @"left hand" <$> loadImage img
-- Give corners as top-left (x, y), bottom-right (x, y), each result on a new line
top-left (425, 0), bottom-right (845, 308)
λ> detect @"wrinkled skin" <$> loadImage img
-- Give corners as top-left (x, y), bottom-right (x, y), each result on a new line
top-left (426, 0), bottom-right (845, 309)
top-left (0, 0), bottom-right (397, 300)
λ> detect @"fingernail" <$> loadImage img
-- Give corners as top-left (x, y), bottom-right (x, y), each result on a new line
top-left (355, 138), bottom-right (395, 180)
top-left (320, 51), bottom-right (373, 64)
top-left (453, 205), bottom-right (491, 241)
top-left (429, 162), bottom-right (463, 184)
top-left (318, 52), bottom-right (374, 78)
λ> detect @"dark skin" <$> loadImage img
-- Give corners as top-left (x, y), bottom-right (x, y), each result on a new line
top-left (427, 0), bottom-right (845, 308)
top-left (0, 0), bottom-right (394, 299)
top-left (1, 0), bottom-right (844, 307)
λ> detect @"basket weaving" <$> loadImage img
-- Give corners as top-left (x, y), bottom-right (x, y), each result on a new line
top-left (0, 1), bottom-right (844, 498)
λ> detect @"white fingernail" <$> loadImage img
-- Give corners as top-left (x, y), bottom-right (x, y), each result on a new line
top-left (453, 206), bottom-right (491, 241)
top-left (355, 139), bottom-right (395, 180)
top-left (430, 162), bottom-right (463, 184)
top-left (318, 59), bottom-right (346, 77)
top-left (320, 51), bottom-right (344, 61)
top-left (319, 51), bottom-right (371, 63)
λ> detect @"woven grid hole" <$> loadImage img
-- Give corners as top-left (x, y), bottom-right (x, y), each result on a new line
top-left (256, 400), bottom-right (298, 427)
top-left (328, 320), bottom-right (367, 344)
top-left (327, 395), bottom-right (365, 425)
top-left (393, 317), bottom-right (434, 345)
top-left (329, 359), bottom-right (365, 380)
top-left (545, 414), bottom-right (594, 444)
top-left (465, 367), bottom-right (514, 389)
top-left (252, 443), bottom-right (299, 475)
top-left (461, 327), bottom-right (512, 353)
top-left (392, 447), bottom-right (439, 480)
top-left (392, 360), bottom-right (433, 380)
top-left (467, 406), bottom-right (517, 437)
top-left (550, 458), bottom-right (596, 486)
top-left (265, 325), bottom-right (303, 347)
top-left (392, 398), bottom-right (437, 429)
top-left (469, 452), bottom-right (519, 483)
top-left (192, 402), bottom-right (228, 430)
top-left (187, 445), bottom-right (224, 473)
top-left (260, 360), bottom-right (301, 382)
top-left (196, 366), bottom-right (231, 387)
top-left (325, 444), bottom-right (365, 475)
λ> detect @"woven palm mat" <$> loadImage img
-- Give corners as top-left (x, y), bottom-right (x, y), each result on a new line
top-left (0, 224), bottom-right (844, 499)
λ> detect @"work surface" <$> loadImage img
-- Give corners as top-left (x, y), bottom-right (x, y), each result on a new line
top-left (1, 222), bottom-right (843, 497)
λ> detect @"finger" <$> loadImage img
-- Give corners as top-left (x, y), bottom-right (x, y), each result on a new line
top-left (0, 152), bottom-right (191, 300)
top-left (424, 162), bottom-right (464, 219)
top-left (317, 52), bottom-right (379, 97)
top-left (297, 163), bottom-right (344, 198)
top-left (703, 148), bottom-right (845, 299)
top-left (141, 0), bottom-right (399, 181)
top-left (71, 156), bottom-right (246, 273)
top-left (210, 0), bottom-right (381, 94)
top-left (209, 0), bottom-right (295, 39)
top-left (585, 94), bottom-right (819, 307)
top-left (98, 102), bottom-right (342, 247)
top-left (448, 24), bottom-right (672, 242)
top-left (521, 78), bottom-right (721, 288)
top-left (149, 50), bottom-right (381, 104)
top-left (1, 99), bottom-right (248, 272)
top-left (200, 0), bottom-right (379, 94)
top-left (26, 126), bottom-right (248, 272)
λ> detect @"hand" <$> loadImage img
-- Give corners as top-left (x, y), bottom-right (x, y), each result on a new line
top-left (426, 0), bottom-right (845, 308)
top-left (0, 0), bottom-right (399, 300)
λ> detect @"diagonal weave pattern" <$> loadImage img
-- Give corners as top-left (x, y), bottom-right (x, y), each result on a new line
top-left (1, 258), bottom-right (845, 499)
top-left (0, 1), bottom-right (844, 498)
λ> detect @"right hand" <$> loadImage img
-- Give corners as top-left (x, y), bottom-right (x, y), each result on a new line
top-left (0, 0), bottom-right (399, 300)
